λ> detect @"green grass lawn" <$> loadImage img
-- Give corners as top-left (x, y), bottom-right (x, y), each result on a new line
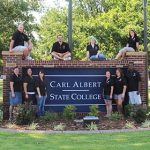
top-left (0, 131), bottom-right (150, 150)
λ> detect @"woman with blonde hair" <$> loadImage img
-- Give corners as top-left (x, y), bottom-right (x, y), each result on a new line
top-left (86, 36), bottom-right (106, 61)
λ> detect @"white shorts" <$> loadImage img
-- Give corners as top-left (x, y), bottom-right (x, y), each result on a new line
top-left (119, 47), bottom-right (135, 53)
top-left (12, 45), bottom-right (27, 52)
top-left (128, 91), bottom-right (142, 104)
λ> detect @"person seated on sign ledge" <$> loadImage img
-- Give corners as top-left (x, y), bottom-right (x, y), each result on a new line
top-left (115, 29), bottom-right (139, 60)
top-left (9, 23), bottom-right (33, 60)
top-left (51, 35), bottom-right (71, 60)
top-left (86, 36), bottom-right (106, 61)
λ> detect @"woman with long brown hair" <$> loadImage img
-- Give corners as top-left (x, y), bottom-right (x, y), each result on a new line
top-left (114, 68), bottom-right (127, 113)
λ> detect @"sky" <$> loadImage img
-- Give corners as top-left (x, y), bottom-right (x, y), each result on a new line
top-left (33, 0), bottom-right (68, 23)
top-left (32, 0), bottom-right (68, 39)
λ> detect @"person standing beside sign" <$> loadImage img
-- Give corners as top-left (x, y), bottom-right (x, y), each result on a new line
top-left (103, 71), bottom-right (114, 117)
top-left (114, 68), bottom-right (127, 114)
top-left (126, 63), bottom-right (142, 104)
top-left (9, 66), bottom-right (22, 121)
top-left (86, 36), bottom-right (106, 61)
top-left (51, 35), bottom-right (71, 60)
top-left (115, 30), bottom-right (139, 60)
top-left (23, 68), bottom-right (36, 105)
top-left (35, 70), bottom-right (47, 117)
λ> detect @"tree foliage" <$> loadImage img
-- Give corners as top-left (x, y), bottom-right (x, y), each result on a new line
top-left (0, 0), bottom-right (42, 58)
top-left (35, 0), bottom-right (150, 61)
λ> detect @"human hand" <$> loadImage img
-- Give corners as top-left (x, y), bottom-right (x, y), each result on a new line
top-left (25, 94), bottom-right (29, 99)
top-left (12, 93), bottom-right (15, 98)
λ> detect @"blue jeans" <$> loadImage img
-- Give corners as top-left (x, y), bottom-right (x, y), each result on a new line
top-left (36, 95), bottom-right (46, 117)
top-left (90, 54), bottom-right (106, 61)
top-left (9, 92), bottom-right (22, 106)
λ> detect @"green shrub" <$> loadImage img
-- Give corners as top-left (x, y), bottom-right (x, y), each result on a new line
top-left (124, 104), bottom-right (147, 123)
top-left (42, 112), bottom-right (59, 122)
top-left (27, 122), bottom-right (39, 130)
top-left (124, 121), bottom-right (136, 129)
top-left (132, 108), bottom-right (147, 124)
top-left (87, 122), bottom-right (98, 131)
top-left (15, 103), bottom-right (36, 125)
top-left (141, 120), bottom-right (150, 128)
top-left (63, 105), bottom-right (76, 120)
top-left (110, 112), bottom-right (122, 121)
top-left (89, 105), bottom-right (99, 117)
top-left (124, 104), bottom-right (134, 117)
top-left (53, 123), bottom-right (65, 131)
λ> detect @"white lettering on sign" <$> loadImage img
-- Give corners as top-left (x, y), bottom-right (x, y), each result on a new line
top-left (49, 81), bottom-right (101, 88)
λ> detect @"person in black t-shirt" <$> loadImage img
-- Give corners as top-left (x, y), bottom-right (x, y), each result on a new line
top-left (114, 68), bottom-right (127, 114)
top-left (9, 24), bottom-right (33, 60)
top-left (86, 36), bottom-right (106, 61)
top-left (126, 62), bottom-right (142, 104)
top-left (35, 70), bottom-right (47, 117)
top-left (103, 71), bottom-right (114, 117)
top-left (51, 35), bottom-right (71, 60)
top-left (115, 30), bottom-right (139, 60)
top-left (23, 68), bottom-right (36, 105)
top-left (9, 66), bottom-right (22, 121)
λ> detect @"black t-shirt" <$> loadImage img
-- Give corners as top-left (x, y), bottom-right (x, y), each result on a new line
top-left (127, 36), bottom-right (139, 51)
top-left (103, 78), bottom-right (114, 95)
top-left (87, 44), bottom-right (99, 57)
top-left (35, 78), bottom-right (47, 96)
top-left (12, 30), bottom-right (29, 48)
top-left (10, 73), bottom-right (22, 92)
top-left (24, 76), bottom-right (36, 92)
top-left (114, 77), bottom-right (127, 94)
top-left (125, 70), bottom-right (141, 92)
top-left (51, 42), bottom-right (70, 53)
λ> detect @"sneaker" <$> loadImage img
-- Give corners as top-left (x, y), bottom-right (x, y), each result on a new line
top-left (26, 56), bottom-right (34, 60)
top-left (64, 57), bottom-right (71, 61)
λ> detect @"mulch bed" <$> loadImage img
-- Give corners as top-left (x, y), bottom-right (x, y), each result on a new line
top-left (0, 115), bottom-right (140, 131)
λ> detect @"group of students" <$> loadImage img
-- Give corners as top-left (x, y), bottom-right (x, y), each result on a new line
top-left (9, 62), bottom-right (141, 121)
top-left (9, 24), bottom-right (139, 61)
top-left (9, 67), bottom-right (47, 121)
top-left (103, 62), bottom-right (141, 117)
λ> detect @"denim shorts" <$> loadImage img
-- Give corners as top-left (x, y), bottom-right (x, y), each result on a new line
top-left (104, 95), bottom-right (113, 101)
top-left (114, 94), bottom-right (124, 101)
top-left (9, 92), bottom-right (22, 106)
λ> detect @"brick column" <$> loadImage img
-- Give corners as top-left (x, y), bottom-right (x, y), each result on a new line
top-left (2, 51), bottom-right (23, 119)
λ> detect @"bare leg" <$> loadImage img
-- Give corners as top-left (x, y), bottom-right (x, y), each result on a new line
top-left (51, 52), bottom-right (64, 60)
top-left (62, 52), bottom-right (71, 60)
top-left (9, 105), bottom-right (14, 119)
top-left (23, 48), bottom-right (30, 58)
top-left (115, 52), bottom-right (123, 60)
top-left (105, 100), bottom-right (112, 117)
top-left (116, 100), bottom-right (123, 114)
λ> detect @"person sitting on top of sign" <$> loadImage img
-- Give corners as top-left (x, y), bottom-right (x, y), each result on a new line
top-left (86, 36), bottom-right (106, 61)
top-left (9, 23), bottom-right (33, 60)
top-left (51, 35), bottom-right (71, 60)
top-left (115, 29), bottom-right (139, 60)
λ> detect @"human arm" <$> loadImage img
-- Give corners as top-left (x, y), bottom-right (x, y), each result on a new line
top-left (86, 51), bottom-right (90, 60)
top-left (23, 82), bottom-right (28, 99)
top-left (110, 86), bottom-right (114, 99)
top-left (10, 82), bottom-right (15, 98)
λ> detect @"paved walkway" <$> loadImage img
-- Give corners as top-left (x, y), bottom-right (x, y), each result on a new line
top-left (0, 127), bottom-right (150, 134)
